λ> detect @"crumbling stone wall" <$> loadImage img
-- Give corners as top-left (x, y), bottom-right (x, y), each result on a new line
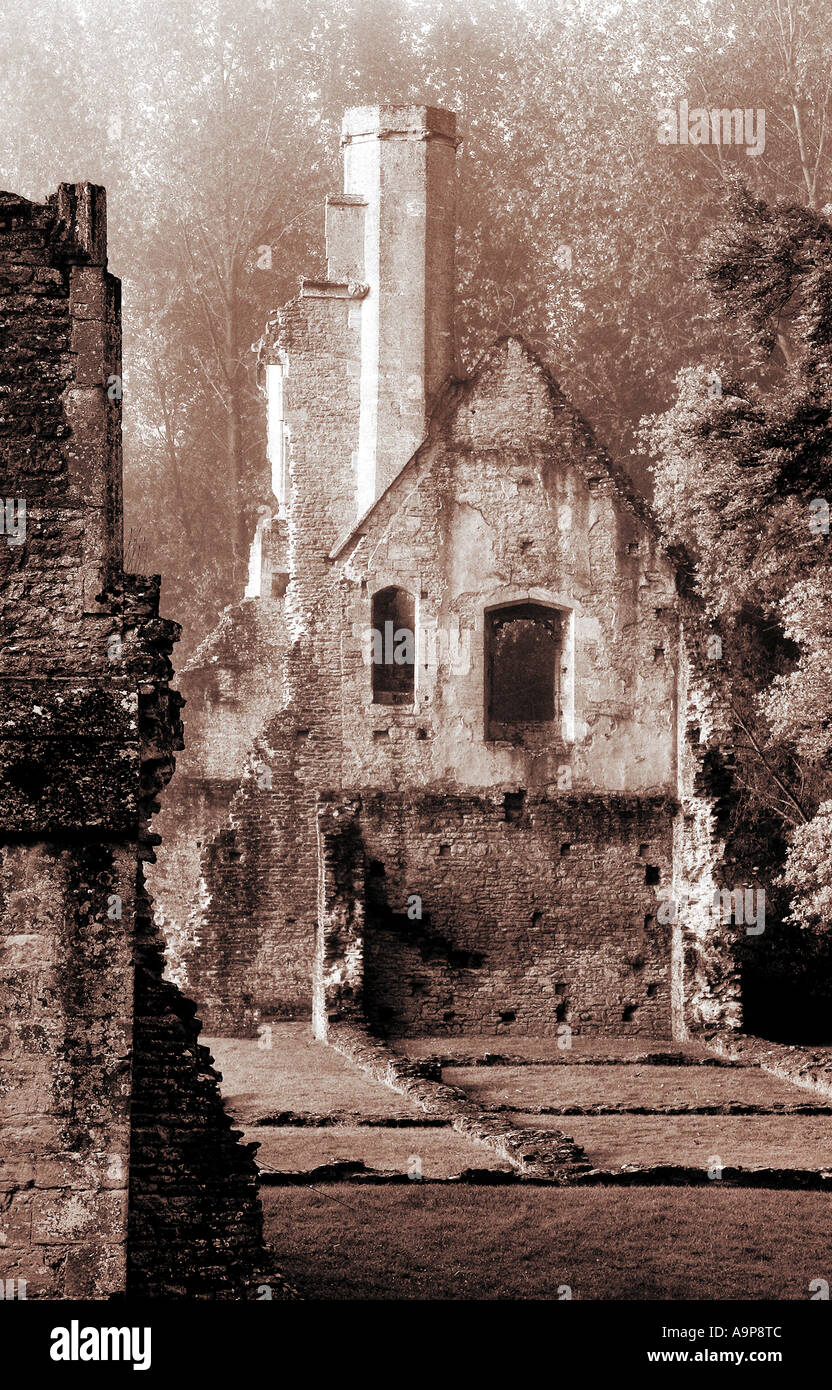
top-left (128, 887), bottom-right (269, 1298)
top-left (317, 791), bottom-right (674, 1037)
top-left (672, 601), bottom-right (742, 1035)
top-left (170, 272), bottom-right (364, 1033)
top-left (148, 595), bottom-right (286, 993)
top-left (180, 333), bottom-right (684, 1036)
top-left (0, 186), bottom-right (275, 1298)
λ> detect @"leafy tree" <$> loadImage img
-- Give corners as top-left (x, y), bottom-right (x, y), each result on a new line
top-left (645, 183), bottom-right (832, 1035)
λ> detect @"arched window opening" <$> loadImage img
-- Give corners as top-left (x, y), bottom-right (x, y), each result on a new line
top-left (371, 587), bottom-right (416, 705)
top-left (486, 603), bottom-right (561, 735)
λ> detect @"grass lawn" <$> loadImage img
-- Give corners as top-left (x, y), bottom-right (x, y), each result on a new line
top-left (206, 1029), bottom-right (423, 1122)
top-left (442, 1063), bottom-right (821, 1109)
top-left (519, 1113), bottom-right (832, 1169)
top-left (251, 1125), bottom-right (510, 1176)
top-left (394, 1037), bottom-right (711, 1061)
top-left (262, 1186), bottom-right (832, 1300)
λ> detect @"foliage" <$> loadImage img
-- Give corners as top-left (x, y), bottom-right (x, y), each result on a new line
top-left (646, 176), bottom-right (832, 974)
top-left (4, 0), bottom-right (832, 654)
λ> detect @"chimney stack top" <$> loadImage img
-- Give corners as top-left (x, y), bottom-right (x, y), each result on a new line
top-left (341, 104), bottom-right (458, 146)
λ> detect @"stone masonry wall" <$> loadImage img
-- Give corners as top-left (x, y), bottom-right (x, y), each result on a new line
top-left (334, 338), bottom-right (680, 797)
top-left (325, 790), bottom-right (675, 1037)
top-left (0, 184), bottom-right (134, 1296)
top-left (148, 594), bottom-right (286, 994)
top-left (173, 271), bottom-right (364, 1034)
top-left (0, 186), bottom-right (275, 1298)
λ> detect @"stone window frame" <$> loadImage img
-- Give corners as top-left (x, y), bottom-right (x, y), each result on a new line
top-left (482, 590), bottom-right (575, 746)
top-left (369, 583), bottom-right (418, 708)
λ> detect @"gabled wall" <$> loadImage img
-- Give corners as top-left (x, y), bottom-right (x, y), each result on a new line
top-left (334, 338), bottom-right (679, 796)
top-left (312, 338), bottom-right (681, 1037)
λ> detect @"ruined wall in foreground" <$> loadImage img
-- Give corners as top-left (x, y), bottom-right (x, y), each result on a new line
top-left (0, 186), bottom-right (276, 1298)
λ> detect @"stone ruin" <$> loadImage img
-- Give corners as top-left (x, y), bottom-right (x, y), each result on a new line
top-left (148, 105), bottom-right (742, 1047)
top-left (0, 105), bottom-right (748, 1300)
top-left (0, 184), bottom-right (281, 1299)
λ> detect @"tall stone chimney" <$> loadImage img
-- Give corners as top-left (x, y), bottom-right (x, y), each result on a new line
top-left (338, 104), bottom-right (458, 512)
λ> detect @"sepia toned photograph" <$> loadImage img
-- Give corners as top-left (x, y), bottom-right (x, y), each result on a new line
top-left (1, 0), bottom-right (831, 1369)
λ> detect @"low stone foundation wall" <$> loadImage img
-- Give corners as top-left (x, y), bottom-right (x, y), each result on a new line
top-left (705, 1032), bottom-right (832, 1102)
top-left (326, 1021), bottom-right (590, 1180)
